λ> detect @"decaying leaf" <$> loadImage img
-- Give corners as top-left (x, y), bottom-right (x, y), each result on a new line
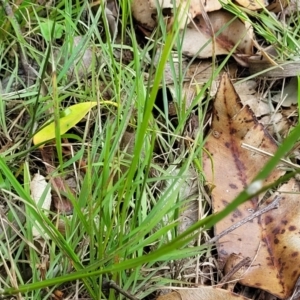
top-left (40, 146), bottom-right (74, 214)
top-left (179, 11), bottom-right (253, 63)
top-left (157, 286), bottom-right (251, 300)
top-left (211, 80), bottom-right (271, 118)
top-left (132, 3), bottom-right (253, 62)
top-left (236, 179), bottom-right (300, 298)
top-left (203, 73), bottom-right (284, 294)
top-left (30, 173), bottom-right (51, 239)
top-left (131, 0), bottom-right (223, 30)
top-left (132, 0), bottom-right (265, 33)
top-left (148, 0), bottom-right (223, 29)
top-left (131, 0), bottom-right (157, 30)
top-left (165, 59), bottom-right (216, 109)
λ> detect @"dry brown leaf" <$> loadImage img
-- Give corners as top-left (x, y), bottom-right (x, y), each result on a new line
top-left (131, 0), bottom-right (223, 30)
top-left (234, 81), bottom-right (272, 117)
top-left (40, 146), bottom-right (74, 214)
top-left (235, 178), bottom-right (300, 298)
top-left (179, 11), bottom-right (253, 63)
top-left (131, 0), bottom-right (157, 30)
top-left (132, 3), bottom-right (253, 62)
top-left (157, 287), bottom-right (251, 300)
top-left (211, 80), bottom-right (271, 117)
top-left (148, 0), bottom-right (223, 28)
top-left (203, 73), bottom-right (284, 293)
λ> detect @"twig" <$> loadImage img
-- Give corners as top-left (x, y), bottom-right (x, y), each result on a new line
top-left (241, 143), bottom-right (300, 170)
top-left (102, 279), bottom-right (140, 300)
top-left (207, 196), bottom-right (282, 245)
top-left (216, 256), bottom-right (251, 288)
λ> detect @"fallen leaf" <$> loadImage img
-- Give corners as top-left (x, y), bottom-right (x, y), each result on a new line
top-left (234, 80), bottom-right (271, 117)
top-left (131, 0), bottom-right (157, 30)
top-left (40, 146), bottom-right (74, 214)
top-left (179, 11), bottom-right (253, 63)
top-left (132, 0), bottom-right (223, 30)
top-left (30, 173), bottom-right (51, 239)
top-left (237, 179), bottom-right (300, 298)
top-left (210, 80), bottom-right (271, 118)
top-left (148, 0), bottom-right (223, 29)
top-left (203, 73), bottom-right (284, 293)
top-left (132, 4), bottom-right (253, 63)
top-left (33, 102), bottom-right (97, 147)
top-left (157, 287), bottom-right (251, 300)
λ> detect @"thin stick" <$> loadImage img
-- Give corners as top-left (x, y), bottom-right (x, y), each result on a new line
top-left (207, 196), bottom-right (281, 245)
top-left (102, 279), bottom-right (140, 300)
top-left (241, 143), bottom-right (300, 170)
top-left (216, 257), bottom-right (251, 288)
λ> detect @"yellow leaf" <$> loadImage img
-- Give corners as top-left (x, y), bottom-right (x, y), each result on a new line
top-left (33, 102), bottom-right (97, 147)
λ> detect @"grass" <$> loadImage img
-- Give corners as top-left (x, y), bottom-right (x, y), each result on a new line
top-left (0, 0), bottom-right (300, 299)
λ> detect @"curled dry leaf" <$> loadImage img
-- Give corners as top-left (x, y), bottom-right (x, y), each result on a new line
top-left (30, 173), bottom-right (51, 239)
top-left (179, 11), bottom-right (253, 63)
top-left (203, 73), bottom-right (284, 295)
top-left (157, 287), bottom-right (251, 300)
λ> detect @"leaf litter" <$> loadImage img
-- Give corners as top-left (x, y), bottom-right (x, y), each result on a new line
top-left (202, 73), bottom-right (300, 299)
top-left (0, 0), bottom-right (299, 298)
